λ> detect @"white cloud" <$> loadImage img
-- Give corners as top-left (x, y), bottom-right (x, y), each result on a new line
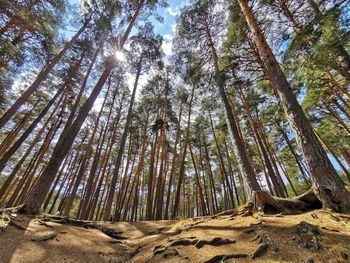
top-left (171, 24), bottom-right (177, 34)
top-left (166, 7), bottom-right (178, 17)
top-left (163, 34), bottom-right (173, 41)
top-left (92, 97), bottom-right (105, 112)
top-left (162, 40), bottom-right (173, 56)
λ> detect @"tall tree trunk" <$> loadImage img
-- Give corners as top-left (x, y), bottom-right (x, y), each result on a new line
top-left (48, 151), bottom-right (82, 214)
top-left (205, 20), bottom-right (261, 194)
top-left (43, 153), bottom-right (72, 211)
top-left (127, 119), bottom-right (148, 221)
top-left (238, 0), bottom-right (350, 212)
top-left (0, 104), bottom-right (38, 157)
top-left (146, 131), bottom-right (159, 220)
top-left (20, 0), bottom-right (145, 214)
top-left (9, 116), bottom-right (62, 206)
top-left (0, 20), bottom-right (89, 130)
top-left (154, 87), bottom-right (169, 220)
top-left (114, 134), bottom-right (134, 219)
top-left (63, 42), bottom-right (103, 134)
top-left (0, 95), bottom-right (63, 204)
top-left (116, 137), bottom-right (139, 221)
top-left (276, 122), bottom-right (311, 186)
top-left (103, 58), bottom-right (143, 220)
top-left (223, 137), bottom-right (241, 205)
top-left (315, 132), bottom-right (350, 183)
top-left (189, 143), bottom-right (207, 215)
top-left (164, 101), bottom-right (183, 219)
top-left (76, 82), bottom-right (113, 219)
top-left (172, 87), bottom-right (195, 219)
top-left (62, 85), bottom-right (109, 216)
top-left (238, 87), bottom-right (286, 197)
top-left (202, 136), bottom-right (218, 215)
top-left (258, 125), bottom-right (288, 197)
top-left (154, 122), bottom-right (167, 219)
top-left (0, 86), bottom-right (65, 174)
top-left (208, 110), bottom-right (236, 207)
top-left (0, 0), bottom-right (40, 35)
top-left (21, 58), bottom-right (114, 214)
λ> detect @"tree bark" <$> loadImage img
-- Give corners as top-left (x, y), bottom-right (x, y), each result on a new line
top-left (164, 101), bottom-right (183, 219)
top-left (0, 86), bottom-right (65, 174)
top-left (172, 87), bottom-right (195, 219)
top-left (0, 19), bottom-right (89, 130)
top-left (238, 0), bottom-right (350, 212)
top-left (103, 59), bottom-right (142, 220)
top-left (21, 58), bottom-right (115, 214)
top-left (205, 20), bottom-right (261, 193)
top-left (189, 143), bottom-right (207, 216)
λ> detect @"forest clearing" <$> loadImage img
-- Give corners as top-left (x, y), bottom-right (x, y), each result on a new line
top-left (1, 0), bottom-right (350, 262)
top-left (1, 208), bottom-right (350, 262)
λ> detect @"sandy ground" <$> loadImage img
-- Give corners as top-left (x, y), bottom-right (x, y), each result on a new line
top-left (1, 210), bottom-right (350, 263)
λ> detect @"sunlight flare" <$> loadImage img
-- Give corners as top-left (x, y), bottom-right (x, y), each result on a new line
top-left (115, 50), bottom-right (126, 62)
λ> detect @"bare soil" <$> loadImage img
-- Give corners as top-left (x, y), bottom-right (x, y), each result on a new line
top-left (1, 210), bottom-right (350, 263)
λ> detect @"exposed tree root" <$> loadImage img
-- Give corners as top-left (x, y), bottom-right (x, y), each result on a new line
top-left (41, 215), bottom-right (126, 240)
top-left (211, 188), bottom-right (323, 217)
top-left (253, 188), bottom-right (322, 214)
top-left (8, 219), bottom-right (27, 231)
top-left (252, 243), bottom-right (269, 259)
top-left (169, 238), bottom-right (198, 247)
top-left (1, 206), bottom-right (28, 231)
top-left (169, 237), bottom-right (236, 249)
top-left (31, 232), bottom-right (58, 242)
top-left (195, 237), bottom-right (236, 249)
top-left (0, 213), bottom-right (10, 231)
top-left (0, 205), bottom-right (23, 213)
top-left (204, 253), bottom-right (248, 263)
top-left (212, 202), bottom-right (254, 218)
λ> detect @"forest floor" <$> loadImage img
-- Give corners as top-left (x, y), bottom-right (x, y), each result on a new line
top-left (1, 210), bottom-right (350, 263)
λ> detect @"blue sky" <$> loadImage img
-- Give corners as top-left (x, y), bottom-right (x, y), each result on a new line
top-left (65, 0), bottom-right (188, 56)
top-left (145, 0), bottom-right (188, 56)
top-left (151, 0), bottom-right (187, 35)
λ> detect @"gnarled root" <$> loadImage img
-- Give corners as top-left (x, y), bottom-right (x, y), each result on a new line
top-left (253, 189), bottom-right (322, 214)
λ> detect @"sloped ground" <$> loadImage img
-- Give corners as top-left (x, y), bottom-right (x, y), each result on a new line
top-left (1, 210), bottom-right (350, 263)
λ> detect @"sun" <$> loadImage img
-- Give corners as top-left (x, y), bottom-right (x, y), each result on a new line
top-left (115, 50), bottom-right (126, 62)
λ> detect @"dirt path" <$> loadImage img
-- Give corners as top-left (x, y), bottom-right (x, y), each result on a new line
top-left (1, 210), bottom-right (350, 263)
